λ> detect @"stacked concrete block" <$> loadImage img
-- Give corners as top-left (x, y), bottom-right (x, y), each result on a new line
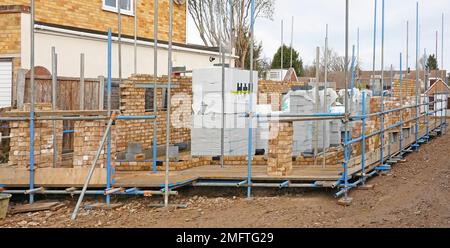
top-left (284, 90), bottom-right (333, 155)
top-left (8, 103), bottom-right (63, 168)
top-left (191, 69), bottom-right (258, 156)
top-left (267, 122), bottom-right (293, 176)
top-left (329, 120), bottom-right (342, 147)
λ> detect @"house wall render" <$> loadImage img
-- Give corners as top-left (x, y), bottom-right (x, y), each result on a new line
top-left (0, 0), bottom-right (186, 43)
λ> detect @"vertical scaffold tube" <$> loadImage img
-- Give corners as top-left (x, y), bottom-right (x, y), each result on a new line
top-left (380, 0), bottom-right (386, 167)
top-left (414, 1), bottom-right (420, 148)
top-left (371, 0), bottom-right (378, 90)
top-left (247, 0), bottom-right (255, 199)
top-left (343, 0), bottom-right (349, 199)
top-left (399, 53), bottom-right (404, 153)
top-left (390, 65), bottom-right (393, 97)
top-left (51, 47), bottom-right (57, 168)
top-left (106, 29), bottom-right (112, 206)
top-left (29, 0), bottom-right (35, 204)
top-left (152, 0), bottom-right (158, 173)
top-left (424, 49), bottom-right (429, 141)
top-left (361, 92), bottom-right (367, 184)
top-left (164, 0), bottom-right (173, 208)
top-left (443, 13), bottom-right (447, 134)
top-left (134, 0), bottom-right (137, 74)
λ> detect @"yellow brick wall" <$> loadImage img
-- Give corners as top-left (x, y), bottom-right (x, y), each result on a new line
top-left (0, 0), bottom-right (187, 43)
top-left (0, 12), bottom-right (21, 54)
top-left (0, 11), bottom-right (21, 106)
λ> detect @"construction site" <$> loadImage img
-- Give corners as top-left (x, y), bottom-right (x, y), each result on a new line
top-left (0, 0), bottom-right (449, 228)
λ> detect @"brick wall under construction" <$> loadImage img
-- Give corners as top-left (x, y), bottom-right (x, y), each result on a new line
top-left (115, 74), bottom-right (192, 153)
top-left (8, 103), bottom-right (63, 168)
top-left (258, 80), bottom-right (307, 111)
top-left (72, 120), bottom-right (117, 168)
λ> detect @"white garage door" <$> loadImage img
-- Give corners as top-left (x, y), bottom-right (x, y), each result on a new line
top-left (0, 60), bottom-right (12, 108)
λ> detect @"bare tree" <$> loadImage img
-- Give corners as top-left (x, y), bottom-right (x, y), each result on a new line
top-left (188, 0), bottom-right (275, 68)
top-left (319, 47), bottom-right (351, 73)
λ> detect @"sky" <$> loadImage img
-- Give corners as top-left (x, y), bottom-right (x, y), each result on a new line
top-left (187, 0), bottom-right (450, 71)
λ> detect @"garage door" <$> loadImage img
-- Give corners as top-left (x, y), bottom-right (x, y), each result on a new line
top-left (0, 60), bottom-right (12, 108)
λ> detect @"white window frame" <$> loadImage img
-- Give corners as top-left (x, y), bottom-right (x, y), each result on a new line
top-left (102, 0), bottom-right (134, 16)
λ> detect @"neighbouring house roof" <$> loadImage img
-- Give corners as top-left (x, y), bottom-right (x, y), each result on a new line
top-left (425, 78), bottom-right (450, 95)
top-left (283, 68), bottom-right (298, 82)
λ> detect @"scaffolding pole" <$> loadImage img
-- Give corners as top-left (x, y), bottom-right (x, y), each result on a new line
top-left (424, 48), bottom-right (429, 141)
top-left (134, 0), bottom-right (138, 74)
top-left (153, 0), bottom-right (158, 173)
top-left (357, 27), bottom-right (360, 88)
top-left (361, 91), bottom-right (367, 184)
top-left (51, 47), bottom-right (57, 168)
top-left (342, 0), bottom-right (350, 200)
top-left (106, 29), bottom-right (113, 206)
top-left (414, 1), bottom-right (420, 149)
top-left (322, 24), bottom-right (329, 169)
top-left (290, 16), bottom-right (294, 69)
top-left (229, 0), bottom-right (234, 68)
top-left (79, 53), bottom-right (85, 110)
top-left (72, 117), bottom-right (115, 220)
top-left (281, 19), bottom-right (284, 78)
top-left (371, 0), bottom-right (378, 90)
top-left (380, 0), bottom-right (386, 167)
top-left (399, 53), bottom-right (404, 153)
top-left (442, 13), bottom-right (447, 134)
top-left (164, 0), bottom-right (174, 208)
top-left (29, 0), bottom-right (35, 204)
top-left (314, 47), bottom-right (320, 164)
top-left (247, 0), bottom-right (255, 199)
top-left (118, 0), bottom-right (122, 85)
top-left (406, 20), bottom-right (409, 81)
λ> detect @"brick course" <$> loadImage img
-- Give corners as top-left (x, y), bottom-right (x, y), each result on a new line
top-left (116, 74), bottom-right (192, 153)
top-left (72, 120), bottom-right (116, 168)
top-left (0, 0), bottom-right (186, 43)
top-left (267, 122), bottom-right (293, 176)
top-left (8, 103), bottom-right (63, 168)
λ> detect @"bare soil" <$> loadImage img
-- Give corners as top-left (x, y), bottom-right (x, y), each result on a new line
top-left (1, 132), bottom-right (449, 228)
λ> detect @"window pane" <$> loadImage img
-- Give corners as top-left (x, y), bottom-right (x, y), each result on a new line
top-left (105, 0), bottom-right (116, 8)
top-left (163, 88), bottom-right (168, 110)
top-left (145, 88), bottom-right (154, 112)
top-left (119, 0), bottom-right (131, 11)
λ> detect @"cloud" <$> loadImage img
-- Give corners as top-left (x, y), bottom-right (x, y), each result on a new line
top-left (188, 0), bottom-right (450, 71)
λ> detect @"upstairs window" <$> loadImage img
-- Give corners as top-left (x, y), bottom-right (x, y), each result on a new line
top-left (103, 0), bottom-right (134, 16)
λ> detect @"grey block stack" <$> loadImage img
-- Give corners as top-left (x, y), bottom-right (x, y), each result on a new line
top-left (191, 68), bottom-right (258, 156)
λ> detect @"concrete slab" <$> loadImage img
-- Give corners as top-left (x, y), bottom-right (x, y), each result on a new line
top-left (337, 197), bottom-right (353, 206)
top-left (84, 203), bottom-right (123, 210)
top-left (357, 184), bottom-right (375, 190)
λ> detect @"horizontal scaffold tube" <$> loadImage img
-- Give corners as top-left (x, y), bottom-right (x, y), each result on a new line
top-left (2, 190), bottom-right (177, 196)
top-left (116, 115), bottom-right (157, 120)
top-left (0, 115), bottom-right (157, 122)
top-left (346, 111), bottom-right (434, 146)
top-left (244, 113), bottom-right (346, 118)
top-left (193, 181), bottom-right (321, 188)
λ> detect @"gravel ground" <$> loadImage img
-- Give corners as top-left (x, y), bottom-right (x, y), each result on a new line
top-left (1, 132), bottom-right (449, 228)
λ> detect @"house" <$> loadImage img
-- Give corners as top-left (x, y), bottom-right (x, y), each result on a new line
top-left (0, 0), bottom-right (235, 108)
top-left (425, 78), bottom-right (450, 117)
top-left (266, 69), bottom-right (289, 81)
